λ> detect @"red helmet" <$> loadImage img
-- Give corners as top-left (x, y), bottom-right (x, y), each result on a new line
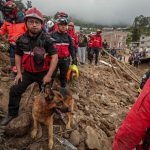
top-left (68, 22), bottom-right (74, 27)
top-left (4, 1), bottom-right (16, 8)
top-left (58, 12), bottom-right (68, 18)
top-left (24, 8), bottom-right (44, 23)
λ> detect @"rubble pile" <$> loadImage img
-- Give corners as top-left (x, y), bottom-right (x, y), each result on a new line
top-left (0, 52), bottom-right (146, 150)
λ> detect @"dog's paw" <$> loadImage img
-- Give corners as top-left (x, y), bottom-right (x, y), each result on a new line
top-left (66, 123), bottom-right (71, 130)
top-left (48, 140), bottom-right (53, 149)
top-left (37, 125), bottom-right (42, 139)
top-left (31, 129), bottom-right (37, 139)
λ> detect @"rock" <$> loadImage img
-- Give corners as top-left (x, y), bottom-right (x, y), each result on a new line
top-left (94, 117), bottom-right (99, 122)
top-left (101, 109), bottom-right (110, 115)
top-left (72, 94), bottom-right (79, 100)
top-left (100, 118), bottom-right (115, 131)
top-left (98, 128), bottom-right (111, 150)
top-left (89, 114), bottom-right (94, 120)
top-left (85, 106), bottom-right (89, 111)
top-left (29, 143), bottom-right (44, 150)
top-left (85, 126), bottom-right (101, 150)
top-left (1, 77), bottom-right (10, 82)
top-left (78, 142), bottom-right (86, 150)
top-left (79, 93), bottom-right (86, 99)
top-left (70, 130), bottom-right (80, 146)
top-left (8, 135), bottom-right (31, 149)
top-left (63, 133), bottom-right (70, 139)
top-left (0, 89), bottom-right (3, 96)
top-left (5, 113), bottom-right (31, 137)
top-left (116, 91), bottom-right (129, 99)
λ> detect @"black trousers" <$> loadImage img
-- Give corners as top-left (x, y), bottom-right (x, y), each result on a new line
top-left (8, 71), bottom-right (47, 116)
top-left (88, 48), bottom-right (100, 64)
top-left (51, 57), bottom-right (70, 88)
top-left (87, 48), bottom-right (92, 62)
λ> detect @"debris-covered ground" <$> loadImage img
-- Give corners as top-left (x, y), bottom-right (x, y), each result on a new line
top-left (0, 51), bottom-right (147, 150)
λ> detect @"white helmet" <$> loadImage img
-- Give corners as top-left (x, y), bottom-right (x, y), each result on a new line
top-left (47, 20), bottom-right (54, 29)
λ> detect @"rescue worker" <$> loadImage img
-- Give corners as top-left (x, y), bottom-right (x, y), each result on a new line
top-left (78, 30), bottom-right (87, 65)
top-left (0, 1), bottom-right (26, 72)
top-left (0, 10), bottom-right (3, 27)
top-left (87, 33), bottom-right (94, 64)
top-left (112, 78), bottom-right (150, 150)
top-left (138, 70), bottom-right (150, 94)
top-left (2, 0), bottom-right (18, 22)
top-left (17, 8), bottom-right (25, 23)
top-left (91, 29), bottom-right (103, 65)
top-left (111, 47), bottom-right (117, 57)
top-left (128, 53), bottom-right (134, 65)
top-left (133, 53), bottom-right (140, 68)
top-left (102, 39), bottom-right (109, 56)
top-left (50, 17), bottom-right (77, 96)
top-left (47, 20), bottom-right (54, 33)
top-left (67, 21), bottom-right (78, 54)
top-left (0, 8), bottom-right (58, 126)
top-left (53, 12), bottom-right (68, 32)
top-left (103, 39), bottom-right (108, 50)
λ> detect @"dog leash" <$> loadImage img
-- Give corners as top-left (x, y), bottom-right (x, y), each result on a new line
top-left (41, 83), bottom-right (52, 92)
top-left (41, 83), bottom-right (46, 93)
top-left (55, 108), bottom-right (66, 124)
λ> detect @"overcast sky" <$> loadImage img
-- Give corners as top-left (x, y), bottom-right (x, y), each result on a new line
top-left (23, 0), bottom-right (150, 25)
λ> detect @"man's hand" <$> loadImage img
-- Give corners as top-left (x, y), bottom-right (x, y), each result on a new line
top-left (14, 73), bottom-right (22, 85)
top-left (10, 42), bottom-right (16, 46)
top-left (43, 74), bottom-right (51, 85)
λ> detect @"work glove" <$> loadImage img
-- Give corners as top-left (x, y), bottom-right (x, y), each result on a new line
top-left (137, 87), bottom-right (142, 94)
top-left (67, 65), bottom-right (79, 81)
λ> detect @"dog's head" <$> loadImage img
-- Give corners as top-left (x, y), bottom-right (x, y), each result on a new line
top-left (44, 87), bottom-right (72, 113)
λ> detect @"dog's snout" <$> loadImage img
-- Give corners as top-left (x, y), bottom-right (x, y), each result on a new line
top-left (67, 108), bottom-right (71, 112)
top-left (57, 107), bottom-right (71, 113)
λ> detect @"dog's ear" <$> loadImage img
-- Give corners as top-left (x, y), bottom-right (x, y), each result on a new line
top-left (44, 88), bottom-right (55, 102)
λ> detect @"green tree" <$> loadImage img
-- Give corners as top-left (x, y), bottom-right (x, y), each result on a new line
top-left (126, 33), bottom-right (132, 45)
top-left (131, 15), bottom-right (150, 41)
top-left (132, 27), bottom-right (141, 42)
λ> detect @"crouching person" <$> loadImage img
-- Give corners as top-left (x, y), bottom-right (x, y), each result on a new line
top-left (112, 78), bottom-right (150, 150)
top-left (0, 8), bottom-right (58, 126)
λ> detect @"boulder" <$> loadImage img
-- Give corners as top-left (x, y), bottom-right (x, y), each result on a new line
top-left (78, 142), bottom-right (86, 150)
top-left (5, 113), bottom-right (31, 137)
top-left (85, 126), bottom-right (101, 150)
top-left (70, 130), bottom-right (80, 146)
top-left (98, 128), bottom-right (111, 150)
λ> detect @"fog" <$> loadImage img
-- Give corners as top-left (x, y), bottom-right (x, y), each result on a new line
top-left (23, 0), bottom-right (150, 25)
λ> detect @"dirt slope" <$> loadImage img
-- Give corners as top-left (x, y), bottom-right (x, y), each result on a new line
top-left (0, 53), bottom-right (146, 150)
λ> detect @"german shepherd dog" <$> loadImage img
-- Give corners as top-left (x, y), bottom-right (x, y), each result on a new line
top-left (31, 86), bottom-right (74, 149)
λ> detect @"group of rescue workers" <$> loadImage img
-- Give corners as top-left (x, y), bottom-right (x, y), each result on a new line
top-left (0, 0), bottom-right (104, 126)
top-left (1, 1), bottom-right (150, 150)
top-left (128, 50), bottom-right (141, 68)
